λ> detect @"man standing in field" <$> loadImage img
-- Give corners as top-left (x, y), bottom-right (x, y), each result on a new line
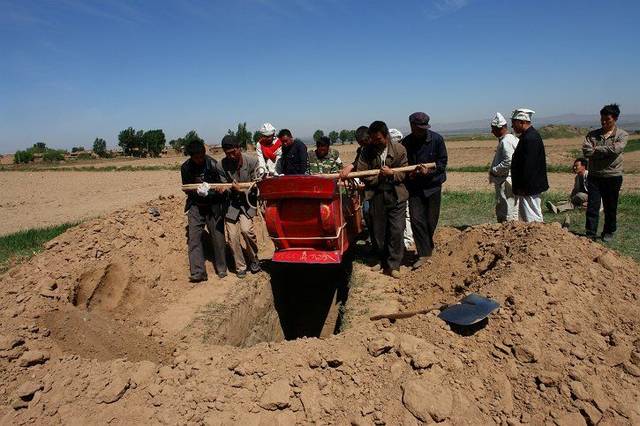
top-left (356, 121), bottom-right (408, 279)
top-left (510, 108), bottom-right (549, 222)
top-left (216, 135), bottom-right (261, 278)
top-left (276, 129), bottom-right (309, 175)
top-left (402, 112), bottom-right (447, 269)
top-left (582, 103), bottom-right (628, 242)
top-left (308, 136), bottom-right (343, 174)
top-left (181, 139), bottom-right (228, 282)
top-left (256, 122), bottom-right (282, 176)
top-left (489, 112), bottom-right (519, 222)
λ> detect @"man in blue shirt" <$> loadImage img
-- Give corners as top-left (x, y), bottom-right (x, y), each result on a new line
top-left (401, 112), bottom-right (448, 269)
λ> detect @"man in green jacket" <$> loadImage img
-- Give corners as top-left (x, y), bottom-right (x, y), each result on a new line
top-left (583, 103), bottom-right (628, 242)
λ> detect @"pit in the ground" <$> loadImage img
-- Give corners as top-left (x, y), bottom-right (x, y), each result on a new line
top-left (201, 263), bottom-right (351, 347)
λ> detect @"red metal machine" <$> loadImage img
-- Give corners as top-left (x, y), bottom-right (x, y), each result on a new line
top-left (257, 175), bottom-right (363, 264)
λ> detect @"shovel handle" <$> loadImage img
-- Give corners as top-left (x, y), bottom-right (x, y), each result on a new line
top-left (369, 304), bottom-right (445, 321)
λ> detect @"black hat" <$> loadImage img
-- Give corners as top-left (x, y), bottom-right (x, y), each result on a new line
top-left (221, 135), bottom-right (239, 149)
top-left (409, 112), bottom-right (431, 129)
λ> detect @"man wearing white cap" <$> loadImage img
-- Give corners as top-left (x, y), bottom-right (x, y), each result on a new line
top-left (255, 122), bottom-right (282, 176)
top-left (390, 128), bottom-right (414, 250)
top-left (510, 108), bottom-right (549, 222)
top-left (489, 113), bottom-right (519, 222)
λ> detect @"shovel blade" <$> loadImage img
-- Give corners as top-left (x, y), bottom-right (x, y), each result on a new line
top-left (438, 293), bottom-right (500, 326)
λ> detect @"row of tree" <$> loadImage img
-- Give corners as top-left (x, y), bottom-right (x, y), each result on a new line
top-left (14, 123), bottom-right (359, 164)
top-left (312, 129), bottom-right (357, 144)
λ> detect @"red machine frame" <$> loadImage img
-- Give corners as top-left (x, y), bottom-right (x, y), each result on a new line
top-left (258, 175), bottom-right (362, 264)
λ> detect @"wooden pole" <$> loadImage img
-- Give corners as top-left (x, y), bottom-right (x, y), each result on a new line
top-left (181, 163), bottom-right (437, 191)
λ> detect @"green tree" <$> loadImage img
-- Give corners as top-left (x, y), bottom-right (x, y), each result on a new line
top-left (42, 149), bottom-right (66, 162)
top-left (313, 130), bottom-right (324, 143)
top-left (118, 127), bottom-right (144, 157)
top-left (349, 129), bottom-right (357, 144)
top-left (253, 131), bottom-right (261, 144)
top-left (93, 138), bottom-right (108, 157)
top-left (171, 130), bottom-right (204, 155)
top-left (71, 146), bottom-right (85, 153)
top-left (329, 131), bottom-right (339, 145)
top-left (339, 130), bottom-right (349, 144)
top-left (14, 150), bottom-right (34, 164)
top-left (234, 122), bottom-right (252, 150)
top-left (32, 142), bottom-right (47, 153)
top-left (142, 129), bottom-right (166, 157)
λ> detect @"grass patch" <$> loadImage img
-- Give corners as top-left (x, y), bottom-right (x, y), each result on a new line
top-left (440, 191), bottom-right (640, 262)
top-left (0, 223), bottom-right (77, 273)
top-left (625, 139), bottom-right (640, 153)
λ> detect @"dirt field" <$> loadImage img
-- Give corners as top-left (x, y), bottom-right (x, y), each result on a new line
top-left (0, 197), bottom-right (638, 424)
top-left (4, 136), bottom-right (639, 172)
top-left (1, 168), bottom-right (639, 237)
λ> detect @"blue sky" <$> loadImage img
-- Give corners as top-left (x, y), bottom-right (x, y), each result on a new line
top-left (1, 0), bottom-right (639, 152)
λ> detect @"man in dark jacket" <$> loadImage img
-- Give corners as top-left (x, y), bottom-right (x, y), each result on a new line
top-left (582, 103), bottom-right (628, 242)
top-left (216, 135), bottom-right (261, 278)
top-left (276, 129), bottom-right (308, 175)
top-left (510, 108), bottom-right (549, 222)
top-left (181, 139), bottom-right (228, 282)
top-left (356, 121), bottom-right (408, 279)
top-left (402, 112), bottom-right (447, 269)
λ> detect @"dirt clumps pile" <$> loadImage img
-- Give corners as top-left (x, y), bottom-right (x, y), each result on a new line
top-left (1, 200), bottom-right (639, 425)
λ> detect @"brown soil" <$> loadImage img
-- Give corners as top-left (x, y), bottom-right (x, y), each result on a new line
top-left (1, 197), bottom-right (639, 425)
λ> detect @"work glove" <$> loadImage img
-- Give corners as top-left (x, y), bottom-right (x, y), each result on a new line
top-left (196, 182), bottom-right (211, 197)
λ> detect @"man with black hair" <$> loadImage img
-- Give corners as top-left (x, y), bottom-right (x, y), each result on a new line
top-left (402, 112), bottom-right (448, 269)
top-left (339, 126), bottom-right (369, 179)
top-left (356, 120), bottom-right (408, 279)
top-left (276, 129), bottom-right (308, 175)
top-left (546, 158), bottom-right (590, 213)
top-left (308, 136), bottom-right (343, 174)
top-left (181, 139), bottom-right (228, 282)
top-left (216, 135), bottom-right (260, 278)
top-left (583, 103), bottom-right (628, 242)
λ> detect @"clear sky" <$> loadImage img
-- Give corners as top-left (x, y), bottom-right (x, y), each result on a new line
top-left (1, 0), bottom-right (639, 152)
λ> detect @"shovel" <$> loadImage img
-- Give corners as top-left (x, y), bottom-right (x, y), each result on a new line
top-left (369, 293), bottom-right (500, 326)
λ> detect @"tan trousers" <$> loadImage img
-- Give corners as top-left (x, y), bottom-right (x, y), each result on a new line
top-left (225, 214), bottom-right (258, 271)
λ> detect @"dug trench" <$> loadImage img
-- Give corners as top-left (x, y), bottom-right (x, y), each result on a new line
top-left (1, 197), bottom-right (639, 425)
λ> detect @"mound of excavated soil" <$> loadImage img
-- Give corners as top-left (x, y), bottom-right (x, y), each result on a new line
top-left (0, 197), bottom-right (639, 425)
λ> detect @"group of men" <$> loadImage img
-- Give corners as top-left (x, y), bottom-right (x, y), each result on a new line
top-left (181, 103), bottom-right (628, 282)
top-left (489, 103), bottom-right (628, 243)
top-left (180, 125), bottom-right (347, 281)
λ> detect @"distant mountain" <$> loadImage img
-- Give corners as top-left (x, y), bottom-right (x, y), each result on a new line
top-left (431, 113), bottom-right (640, 135)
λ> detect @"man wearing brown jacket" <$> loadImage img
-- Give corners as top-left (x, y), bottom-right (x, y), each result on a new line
top-left (583, 103), bottom-right (628, 242)
top-left (356, 121), bottom-right (408, 279)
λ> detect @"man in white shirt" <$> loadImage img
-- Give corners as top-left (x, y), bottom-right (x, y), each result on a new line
top-left (488, 112), bottom-right (519, 222)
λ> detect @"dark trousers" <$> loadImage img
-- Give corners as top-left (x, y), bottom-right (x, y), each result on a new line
top-left (409, 189), bottom-right (442, 257)
top-left (369, 193), bottom-right (406, 271)
top-left (187, 204), bottom-right (227, 279)
top-left (586, 175), bottom-right (623, 236)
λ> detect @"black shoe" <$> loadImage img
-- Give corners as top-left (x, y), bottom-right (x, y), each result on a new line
top-left (217, 271), bottom-right (228, 279)
top-left (249, 261), bottom-right (261, 274)
top-left (602, 233), bottom-right (614, 243)
top-left (189, 276), bottom-right (208, 283)
top-left (237, 269), bottom-right (247, 279)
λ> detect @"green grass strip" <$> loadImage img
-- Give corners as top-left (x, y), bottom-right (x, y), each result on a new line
top-left (0, 223), bottom-right (77, 273)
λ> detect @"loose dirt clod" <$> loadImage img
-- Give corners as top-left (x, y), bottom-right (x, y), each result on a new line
top-left (1, 198), bottom-right (639, 424)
